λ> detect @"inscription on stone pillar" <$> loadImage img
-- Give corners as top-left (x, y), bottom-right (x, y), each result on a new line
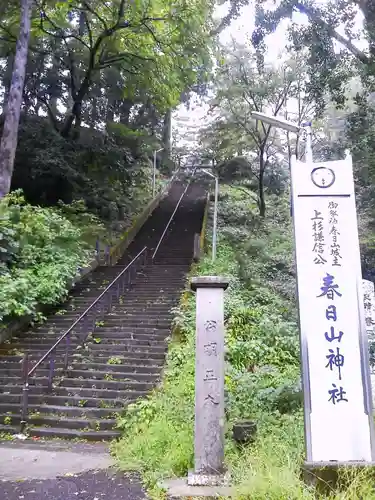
top-left (188, 276), bottom-right (229, 487)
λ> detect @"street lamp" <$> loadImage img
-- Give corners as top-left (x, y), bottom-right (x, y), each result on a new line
top-left (201, 168), bottom-right (218, 262)
top-left (250, 111), bottom-right (313, 163)
top-left (153, 148), bottom-right (164, 198)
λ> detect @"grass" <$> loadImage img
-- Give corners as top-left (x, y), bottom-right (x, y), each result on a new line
top-left (112, 187), bottom-right (375, 499)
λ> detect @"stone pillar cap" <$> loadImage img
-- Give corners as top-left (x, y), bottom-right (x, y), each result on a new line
top-left (190, 276), bottom-right (229, 291)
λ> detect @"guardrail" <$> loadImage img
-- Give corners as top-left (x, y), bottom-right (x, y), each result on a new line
top-left (19, 247), bottom-right (148, 433)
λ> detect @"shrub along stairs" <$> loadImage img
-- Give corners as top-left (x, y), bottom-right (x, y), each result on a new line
top-left (0, 179), bottom-right (206, 440)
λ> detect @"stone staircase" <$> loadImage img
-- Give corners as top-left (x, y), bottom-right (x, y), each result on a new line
top-left (0, 179), bottom-right (206, 440)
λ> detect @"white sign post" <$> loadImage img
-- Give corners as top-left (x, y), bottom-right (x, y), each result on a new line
top-left (291, 154), bottom-right (375, 464)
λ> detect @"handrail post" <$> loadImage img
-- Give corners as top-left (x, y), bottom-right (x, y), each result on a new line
top-left (64, 334), bottom-right (70, 371)
top-left (47, 357), bottom-right (55, 392)
top-left (20, 353), bottom-right (29, 434)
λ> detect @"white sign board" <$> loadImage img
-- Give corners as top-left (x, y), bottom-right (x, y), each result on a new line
top-left (291, 155), bottom-right (374, 462)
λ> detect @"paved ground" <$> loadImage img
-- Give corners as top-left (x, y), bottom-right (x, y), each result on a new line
top-left (0, 440), bottom-right (146, 500)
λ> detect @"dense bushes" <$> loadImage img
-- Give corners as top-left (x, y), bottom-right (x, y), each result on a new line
top-left (8, 116), bottom-right (154, 229)
top-left (0, 116), bottom-right (165, 324)
top-left (0, 191), bottom-right (101, 322)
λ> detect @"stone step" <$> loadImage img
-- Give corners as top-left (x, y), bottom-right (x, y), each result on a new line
top-left (71, 362), bottom-right (162, 374)
top-left (87, 344), bottom-right (167, 354)
top-left (52, 308), bottom-right (175, 319)
top-left (52, 386), bottom-right (147, 400)
top-left (15, 333), bottom-right (170, 353)
top-left (0, 368), bottom-right (62, 379)
top-left (79, 352), bottom-right (165, 363)
top-left (28, 426), bottom-right (121, 441)
top-left (87, 338), bottom-right (167, 347)
top-left (67, 369), bottom-right (159, 382)
top-left (22, 336), bottom-right (167, 348)
top-left (1, 344), bottom-right (80, 354)
top-left (106, 309), bottom-right (174, 316)
top-left (0, 384), bottom-right (48, 395)
top-left (0, 393), bottom-right (44, 405)
top-left (91, 319), bottom-right (172, 328)
top-left (59, 377), bottom-right (154, 392)
top-left (0, 358), bottom-right (163, 374)
top-left (0, 403), bottom-right (119, 419)
top-left (19, 329), bottom-right (169, 341)
top-left (111, 308), bottom-right (175, 315)
top-left (43, 395), bottom-right (132, 408)
top-left (0, 413), bottom-right (115, 431)
top-left (0, 423), bottom-right (19, 434)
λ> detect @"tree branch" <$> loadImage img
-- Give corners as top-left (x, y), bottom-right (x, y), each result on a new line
top-left (36, 95), bottom-right (60, 132)
top-left (294, 2), bottom-right (370, 64)
top-left (81, 1), bottom-right (108, 30)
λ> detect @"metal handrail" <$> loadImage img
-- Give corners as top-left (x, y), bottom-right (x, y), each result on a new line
top-left (151, 169), bottom-right (196, 261)
top-left (20, 246), bottom-right (148, 433)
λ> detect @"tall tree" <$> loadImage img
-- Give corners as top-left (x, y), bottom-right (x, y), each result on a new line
top-left (252, 0), bottom-right (372, 110)
top-left (204, 42), bottom-right (296, 216)
top-left (0, 0), bottom-right (33, 198)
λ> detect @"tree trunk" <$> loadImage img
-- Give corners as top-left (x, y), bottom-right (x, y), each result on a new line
top-left (2, 54), bottom-right (13, 116)
top-left (0, 0), bottom-right (33, 198)
top-left (258, 154), bottom-right (266, 217)
top-left (105, 95), bottom-right (115, 132)
top-left (162, 108), bottom-right (172, 163)
top-left (91, 98), bottom-right (98, 129)
top-left (119, 99), bottom-right (132, 125)
top-left (49, 50), bottom-right (61, 118)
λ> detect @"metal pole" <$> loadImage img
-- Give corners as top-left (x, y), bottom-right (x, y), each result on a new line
top-left (212, 176), bottom-right (218, 262)
top-left (304, 122), bottom-right (313, 164)
top-left (153, 150), bottom-right (157, 198)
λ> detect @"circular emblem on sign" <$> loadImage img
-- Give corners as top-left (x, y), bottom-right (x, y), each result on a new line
top-left (311, 166), bottom-right (336, 189)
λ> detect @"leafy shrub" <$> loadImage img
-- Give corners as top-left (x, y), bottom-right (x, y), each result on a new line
top-left (9, 116), bottom-right (153, 227)
top-left (0, 191), bottom-right (93, 321)
top-left (226, 306), bottom-right (299, 372)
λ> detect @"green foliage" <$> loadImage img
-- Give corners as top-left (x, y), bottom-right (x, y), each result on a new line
top-left (8, 116), bottom-right (152, 229)
top-left (200, 44), bottom-right (309, 215)
top-left (107, 357), bottom-right (122, 365)
top-left (0, 190), bottom-right (93, 321)
top-left (226, 306), bottom-right (299, 371)
top-left (113, 183), bottom-right (375, 498)
top-left (113, 185), bottom-right (305, 497)
top-left (1, 0), bottom-right (216, 136)
top-left (114, 339), bottom-right (195, 486)
top-left (252, 0), bottom-right (363, 113)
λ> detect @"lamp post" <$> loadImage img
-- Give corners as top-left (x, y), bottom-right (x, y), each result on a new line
top-left (250, 111), bottom-right (313, 217)
top-left (202, 168), bottom-right (218, 262)
top-left (153, 148), bottom-right (164, 198)
top-left (250, 111), bottom-right (313, 163)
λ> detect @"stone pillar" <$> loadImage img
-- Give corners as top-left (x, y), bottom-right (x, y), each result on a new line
top-left (363, 279), bottom-right (375, 405)
top-left (188, 276), bottom-right (229, 487)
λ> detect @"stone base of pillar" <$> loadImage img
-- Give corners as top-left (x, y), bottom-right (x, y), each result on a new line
top-left (302, 461), bottom-right (375, 495)
top-left (160, 478), bottom-right (233, 498)
top-left (187, 469), bottom-right (230, 486)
